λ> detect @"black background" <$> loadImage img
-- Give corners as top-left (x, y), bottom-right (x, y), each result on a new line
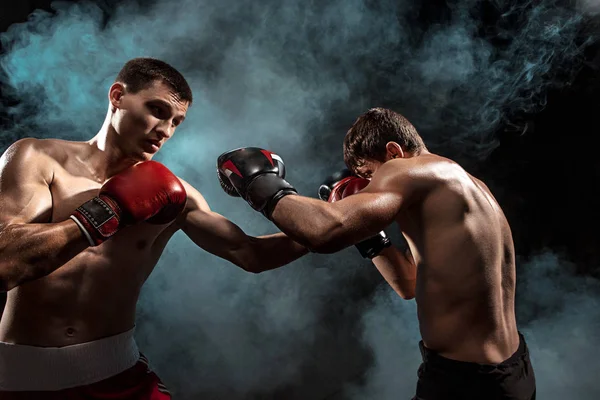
top-left (0, 0), bottom-right (599, 398)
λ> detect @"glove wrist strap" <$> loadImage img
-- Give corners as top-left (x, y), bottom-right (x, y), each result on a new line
top-left (70, 195), bottom-right (122, 246)
top-left (356, 233), bottom-right (392, 259)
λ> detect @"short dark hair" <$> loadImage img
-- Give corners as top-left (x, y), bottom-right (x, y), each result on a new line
top-left (343, 107), bottom-right (426, 173)
top-left (115, 58), bottom-right (193, 103)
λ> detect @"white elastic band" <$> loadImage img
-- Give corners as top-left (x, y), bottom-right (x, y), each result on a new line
top-left (0, 327), bottom-right (139, 391)
top-left (69, 215), bottom-right (95, 247)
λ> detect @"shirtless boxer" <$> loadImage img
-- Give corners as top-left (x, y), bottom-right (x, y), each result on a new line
top-left (217, 108), bottom-right (536, 399)
top-left (0, 58), bottom-right (307, 399)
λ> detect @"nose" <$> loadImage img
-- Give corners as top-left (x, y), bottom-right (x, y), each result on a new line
top-left (155, 120), bottom-right (173, 140)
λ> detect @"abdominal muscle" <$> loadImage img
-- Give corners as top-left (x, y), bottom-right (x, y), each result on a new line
top-left (0, 222), bottom-right (174, 348)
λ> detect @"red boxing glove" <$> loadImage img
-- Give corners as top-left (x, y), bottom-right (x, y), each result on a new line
top-left (319, 169), bottom-right (390, 259)
top-left (328, 176), bottom-right (370, 202)
top-left (70, 161), bottom-right (187, 246)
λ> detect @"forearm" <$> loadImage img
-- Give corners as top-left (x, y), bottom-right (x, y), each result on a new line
top-left (271, 194), bottom-right (396, 254)
top-left (0, 220), bottom-right (89, 291)
top-left (248, 232), bottom-right (309, 273)
top-left (372, 246), bottom-right (417, 299)
top-left (271, 196), bottom-right (346, 253)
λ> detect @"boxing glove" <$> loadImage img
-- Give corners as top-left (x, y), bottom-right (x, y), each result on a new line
top-left (318, 168), bottom-right (353, 201)
top-left (319, 169), bottom-right (391, 259)
top-left (70, 161), bottom-right (187, 246)
top-left (217, 147), bottom-right (297, 219)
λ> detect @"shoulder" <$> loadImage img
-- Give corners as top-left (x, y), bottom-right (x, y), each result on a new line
top-left (1, 138), bottom-right (50, 175)
top-left (0, 138), bottom-right (85, 183)
top-left (2, 137), bottom-right (41, 160)
top-left (369, 154), bottom-right (438, 189)
top-left (367, 154), bottom-right (457, 202)
top-left (2, 137), bottom-right (78, 162)
top-left (176, 176), bottom-right (210, 212)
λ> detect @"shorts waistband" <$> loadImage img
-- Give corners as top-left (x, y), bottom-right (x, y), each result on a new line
top-left (419, 332), bottom-right (529, 373)
top-left (0, 327), bottom-right (140, 391)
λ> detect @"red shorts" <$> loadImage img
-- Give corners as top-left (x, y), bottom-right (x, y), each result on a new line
top-left (0, 354), bottom-right (171, 400)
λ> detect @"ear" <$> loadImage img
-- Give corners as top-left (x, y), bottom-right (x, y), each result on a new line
top-left (108, 82), bottom-right (126, 111)
top-left (385, 141), bottom-right (404, 161)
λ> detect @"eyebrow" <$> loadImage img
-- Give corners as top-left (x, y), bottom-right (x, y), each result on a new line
top-left (358, 168), bottom-right (372, 178)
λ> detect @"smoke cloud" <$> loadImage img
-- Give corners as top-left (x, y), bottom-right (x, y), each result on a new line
top-left (346, 251), bottom-right (600, 399)
top-left (579, 0), bottom-right (600, 16)
top-left (1, 0), bottom-right (598, 398)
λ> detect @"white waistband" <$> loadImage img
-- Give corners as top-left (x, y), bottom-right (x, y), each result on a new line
top-left (0, 327), bottom-right (140, 391)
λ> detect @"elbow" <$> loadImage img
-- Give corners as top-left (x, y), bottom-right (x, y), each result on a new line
top-left (308, 240), bottom-right (345, 255)
top-left (0, 270), bottom-right (12, 293)
top-left (400, 292), bottom-right (415, 300)
top-left (224, 239), bottom-right (263, 274)
top-left (235, 252), bottom-right (264, 275)
top-left (394, 288), bottom-right (415, 300)
top-left (243, 261), bottom-right (263, 274)
top-left (392, 280), bottom-right (416, 300)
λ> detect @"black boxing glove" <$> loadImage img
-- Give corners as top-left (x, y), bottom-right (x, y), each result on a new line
top-left (319, 169), bottom-right (391, 259)
top-left (318, 168), bottom-right (353, 201)
top-left (354, 231), bottom-right (392, 259)
top-left (217, 147), bottom-right (298, 219)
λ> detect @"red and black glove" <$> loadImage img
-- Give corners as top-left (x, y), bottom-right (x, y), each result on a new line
top-left (70, 161), bottom-right (187, 246)
top-left (319, 169), bottom-right (391, 259)
top-left (217, 147), bottom-right (297, 219)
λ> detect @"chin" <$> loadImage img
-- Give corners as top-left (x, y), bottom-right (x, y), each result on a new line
top-left (131, 150), bottom-right (154, 162)
top-left (141, 153), bottom-right (155, 161)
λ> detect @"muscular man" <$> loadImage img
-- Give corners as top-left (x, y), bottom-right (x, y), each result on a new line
top-left (0, 58), bottom-right (307, 399)
top-left (217, 108), bottom-right (536, 399)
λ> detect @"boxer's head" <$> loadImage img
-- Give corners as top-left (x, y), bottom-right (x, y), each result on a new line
top-left (108, 58), bottom-right (192, 160)
top-left (343, 107), bottom-right (427, 178)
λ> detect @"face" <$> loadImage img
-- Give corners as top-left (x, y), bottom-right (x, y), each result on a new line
top-left (354, 142), bottom-right (404, 179)
top-left (355, 159), bottom-right (383, 180)
top-left (109, 80), bottom-right (189, 160)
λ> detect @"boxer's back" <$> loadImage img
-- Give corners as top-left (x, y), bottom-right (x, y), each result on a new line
top-left (398, 154), bottom-right (519, 363)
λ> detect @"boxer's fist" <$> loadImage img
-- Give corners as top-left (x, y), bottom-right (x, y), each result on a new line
top-left (319, 169), bottom-right (391, 259)
top-left (353, 230), bottom-right (392, 259)
top-left (217, 147), bottom-right (297, 219)
top-left (70, 161), bottom-right (187, 246)
top-left (318, 168), bottom-right (353, 201)
top-left (318, 169), bottom-right (369, 202)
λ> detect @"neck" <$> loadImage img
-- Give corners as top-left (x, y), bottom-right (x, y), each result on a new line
top-left (406, 149), bottom-right (430, 158)
top-left (84, 113), bottom-right (140, 182)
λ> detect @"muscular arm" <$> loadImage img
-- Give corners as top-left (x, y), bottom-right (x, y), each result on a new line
top-left (372, 245), bottom-right (417, 299)
top-left (0, 139), bottom-right (89, 292)
top-left (271, 160), bottom-right (418, 254)
top-left (177, 179), bottom-right (308, 273)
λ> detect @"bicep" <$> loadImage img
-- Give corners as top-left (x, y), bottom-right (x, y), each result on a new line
top-left (321, 164), bottom-right (420, 249)
top-left (330, 191), bottom-right (403, 238)
top-left (330, 162), bottom-right (421, 239)
top-left (177, 179), bottom-right (251, 265)
top-left (0, 139), bottom-right (53, 229)
top-left (183, 208), bottom-right (250, 258)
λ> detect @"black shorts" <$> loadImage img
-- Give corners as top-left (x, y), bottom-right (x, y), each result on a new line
top-left (412, 332), bottom-right (536, 400)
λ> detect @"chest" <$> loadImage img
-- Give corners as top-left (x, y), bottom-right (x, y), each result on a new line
top-left (49, 164), bottom-right (170, 253)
